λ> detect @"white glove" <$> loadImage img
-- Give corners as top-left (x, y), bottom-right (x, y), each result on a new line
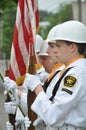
top-left (33, 117), bottom-right (46, 130)
top-left (3, 77), bottom-right (18, 92)
top-left (24, 116), bottom-right (31, 130)
top-left (37, 71), bottom-right (49, 83)
top-left (4, 90), bottom-right (16, 103)
top-left (4, 101), bottom-right (16, 114)
top-left (9, 93), bottom-right (16, 102)
top-left (6, 121), bottom-right (14, 130)
top-left (23, 73), bottom-right (42, 91)
top-left (3, 77), bottom-right (19, 103)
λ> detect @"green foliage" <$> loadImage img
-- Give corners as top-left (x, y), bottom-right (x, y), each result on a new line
top-left (39, 11), bottom-right (53, 21)
top-left (1, 1), bottom-right (17, 59)
top-left (0, 0), bottom-right (17, 11)
top-left (39, 3), bottom-right (72, 39)
top-left (0, 1), bottom-right (72, 59)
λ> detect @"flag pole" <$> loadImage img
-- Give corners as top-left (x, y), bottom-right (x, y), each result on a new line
top-left (27, 44), bottom-right (37, 130)
top-left (26, 0), bottom-right (39, 129)
top-left (7, 0), bottom-right (39, 129)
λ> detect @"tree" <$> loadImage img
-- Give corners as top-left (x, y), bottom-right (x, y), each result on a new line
top-left (2, 2), bottom-right (17, 59)
top-left (39, 3), bottom-right (72, 39)
top-left (0, 1), bottom-right (72, 58)
top-left (0, 0), bottom-right (17, 11)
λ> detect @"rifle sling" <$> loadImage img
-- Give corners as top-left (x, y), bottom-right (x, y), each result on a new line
top-left (49, 67), bottom-right (73, 101)
top-left (42, 70), bottom-right (60, 92)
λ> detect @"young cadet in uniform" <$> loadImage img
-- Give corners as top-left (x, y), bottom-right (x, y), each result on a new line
top-left (4, 20), bottom-right (86, 130)
top-left (37, 41), bottom-right (55, 83)
top-left (38, 41), bottom-right (54, 73)
top-left (21, 20), bottom-right (86, 130)
top-left (36, 41), bottom-right (50, 83)
top-left (34, 34), bottom-right (49, 83)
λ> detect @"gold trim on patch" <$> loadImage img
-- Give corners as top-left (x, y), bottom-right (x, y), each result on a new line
top-left (64, 75), bottom-right (77, 87)
top-left (62, 88), bottom-right (73, 95)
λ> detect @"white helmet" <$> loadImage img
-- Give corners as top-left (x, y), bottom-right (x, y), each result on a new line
top-left (45, 24), bottom-right (62, 43)
top-left (38, 41), bottom-right (49, 56)
top-left (48, 20), bottom-right (86, 43)
top-left (35, 34), bottom-right (44, 52)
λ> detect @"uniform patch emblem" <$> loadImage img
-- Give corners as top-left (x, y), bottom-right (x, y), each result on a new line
top-left (64, 75), bottom-right (77, 87)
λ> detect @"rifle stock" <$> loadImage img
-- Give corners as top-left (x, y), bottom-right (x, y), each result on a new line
top-left (5, 70), bottom-right (16, 130)
top-left (27, 55), bottom-right (37, 130)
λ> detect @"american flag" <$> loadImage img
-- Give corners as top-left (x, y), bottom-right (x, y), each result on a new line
top-left (8, 0), bottom-right (39, 84)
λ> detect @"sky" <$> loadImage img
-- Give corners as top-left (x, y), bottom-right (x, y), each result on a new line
top-left (38, 0), bottom-right (73, 13)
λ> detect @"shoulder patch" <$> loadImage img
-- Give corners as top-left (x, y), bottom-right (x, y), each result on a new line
top-left (64, 75), bottom-right (77, 87)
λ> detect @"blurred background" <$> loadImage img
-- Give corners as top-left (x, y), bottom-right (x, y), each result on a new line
top-left (0, 0), bottom-right (86, 59)
top-left (0, 0), bottom-right (86, 129)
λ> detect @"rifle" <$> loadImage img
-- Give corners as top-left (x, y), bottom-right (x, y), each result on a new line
top-left (27, 46), bottom-right (37, 130)
top-left (0, 70), bottom-right (15, 129)
top-left (4, 61), bottom-right (26, 130)
top-left (5, 69), bottom-right (16, 130)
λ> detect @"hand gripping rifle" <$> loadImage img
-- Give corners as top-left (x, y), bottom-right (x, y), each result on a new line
top-left (0, 70), bottom-right (26, 130)
top-left (5, 66), bottom-right (16, 130)
top-left (27, 45), bottom-right (37, 130)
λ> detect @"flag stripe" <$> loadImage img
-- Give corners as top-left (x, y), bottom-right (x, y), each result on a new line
top-left (13, 26), bottom-right (26, 75)
top-left (9, 66), bottom-right (16, 80)
top-left (9, 0), bottom-right (39, 81)
top-left (9, 45), bottom-right (21, 80)
top-left (16, 4), bottom-right (29, 66)
top-left (19, 0), bottom-right (30, 51)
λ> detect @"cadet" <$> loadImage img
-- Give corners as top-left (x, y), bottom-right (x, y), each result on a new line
top-left (23, 20), bottom-right (86, 130)
top-left (4, 20), bottom-right (86, 130)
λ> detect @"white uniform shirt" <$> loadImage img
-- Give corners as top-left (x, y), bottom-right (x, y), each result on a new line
top-left (19, 67), bottom-right (49, 114)
top-left (31, 58), bottom-right (86, 128)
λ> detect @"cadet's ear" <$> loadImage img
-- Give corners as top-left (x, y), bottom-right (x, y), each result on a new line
top-left (71, 43), bottom-right (77, 52)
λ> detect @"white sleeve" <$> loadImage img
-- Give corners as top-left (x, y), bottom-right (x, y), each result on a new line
top-left (20, 92), bottom-right (27, 115)
top-left (31, 74), bottom-right (83, 127)
top-left (37, 67), bottom-right (49, 82)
